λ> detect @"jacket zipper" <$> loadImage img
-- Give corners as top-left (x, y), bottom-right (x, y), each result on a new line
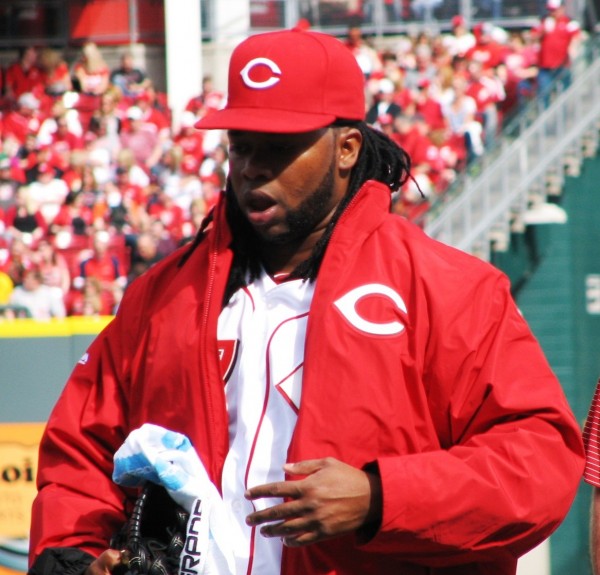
top-left (201, 220), bottom-right (221, 484)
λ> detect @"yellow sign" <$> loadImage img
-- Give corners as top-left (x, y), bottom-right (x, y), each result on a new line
top-left (0, 423), bottom-right (44, 537)
top-left (0, 423), bottom-right (44, 539)
top-left (0, 423), bottom-right (45, 574)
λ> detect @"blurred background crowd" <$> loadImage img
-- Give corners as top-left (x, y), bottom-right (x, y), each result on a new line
top-left (0, 0), bottom-right (582, 319)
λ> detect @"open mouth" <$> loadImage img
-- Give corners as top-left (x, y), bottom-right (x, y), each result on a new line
top-left (244, 190), bottom-right (279, 227)
top-left (246, 190), bottom-right (276, 212)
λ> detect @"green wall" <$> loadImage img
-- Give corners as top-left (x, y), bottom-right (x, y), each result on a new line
top-left (0, 317), bottom-right (113, 423)
top-left (493, 152), bottom-right (600, 574)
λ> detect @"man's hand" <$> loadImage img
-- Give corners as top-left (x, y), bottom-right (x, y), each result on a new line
top-left (84, 549), bottom-right (122, 574)
top-left (244, 457), bottom-right (382, 547)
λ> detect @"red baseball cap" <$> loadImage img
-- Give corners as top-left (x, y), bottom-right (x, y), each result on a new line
top-left (451, 15), bottom-right (465, 28)
top-left (195, 28), bottom-right (365, 133)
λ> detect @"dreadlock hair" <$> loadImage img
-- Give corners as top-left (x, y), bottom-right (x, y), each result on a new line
top-left (220, 121), bottom-right (412, 305)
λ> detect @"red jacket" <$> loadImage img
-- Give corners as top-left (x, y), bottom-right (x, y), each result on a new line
top-left (30, 181), bottom-right (584, 574)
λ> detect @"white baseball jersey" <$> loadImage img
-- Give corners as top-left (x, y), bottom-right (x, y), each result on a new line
top-left (218, 271), bottom-right (315, 575)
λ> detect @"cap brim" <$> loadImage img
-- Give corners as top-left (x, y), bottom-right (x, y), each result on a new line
top-left (194, 107), bottom-right (337, 133)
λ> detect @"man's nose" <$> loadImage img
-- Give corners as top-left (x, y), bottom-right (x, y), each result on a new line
top-left (240, 150), bottom-right (274, 181)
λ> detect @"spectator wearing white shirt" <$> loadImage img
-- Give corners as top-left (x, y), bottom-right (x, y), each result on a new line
top-left (9, 266), bottom-right (66, 319)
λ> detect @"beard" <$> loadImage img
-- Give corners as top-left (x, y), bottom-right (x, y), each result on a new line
top-left (261, 156), bottom-right (337, 247)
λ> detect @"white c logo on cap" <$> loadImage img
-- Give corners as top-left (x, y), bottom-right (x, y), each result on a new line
top-left (334, 284), bottom-right (407, 336)
top-left (240, 58), bottom-right (282, 89)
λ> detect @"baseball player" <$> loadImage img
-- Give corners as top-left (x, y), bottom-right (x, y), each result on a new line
top-left (29, 28), bottom-right (583, 575)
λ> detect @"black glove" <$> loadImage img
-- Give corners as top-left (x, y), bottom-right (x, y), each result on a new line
top-left (110, 482), bottom-right (190, 575)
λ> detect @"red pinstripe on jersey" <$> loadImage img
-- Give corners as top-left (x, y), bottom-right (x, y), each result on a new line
top-left (583, 380), bottom-right (600, 487)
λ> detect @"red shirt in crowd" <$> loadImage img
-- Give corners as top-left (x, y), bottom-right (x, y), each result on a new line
top-left (1, 111), bottom-right (42, 145)
top-left (5, 61), bottom-right (44, 99)
top-left (533, 14), bottom-right (580, 69)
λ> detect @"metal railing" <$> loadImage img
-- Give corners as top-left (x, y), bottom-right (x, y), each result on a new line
top-left (0, 0), bottom-right (588, 49)
top-left (247, 0), bottom-right (586, 36)
top-left (423, 37), bottom-right (600, 261)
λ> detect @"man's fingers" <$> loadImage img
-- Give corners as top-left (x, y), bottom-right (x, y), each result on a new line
top-left (245, 457), bottom-right (377, 547)
top-left (246, 498), bottom-right (308, 526)
top-left (283, 458), bottom-right (330, 477)
top-left (258, 516), bottom-right (333, 548)
top-left (84, 549), bottom-right (122, 574)
top-left (245, 458), bottom-right (334, 501)
top-left (245, 479), bottom-right (302, 500)
top-left (258, 516), bottom-right (321, 544)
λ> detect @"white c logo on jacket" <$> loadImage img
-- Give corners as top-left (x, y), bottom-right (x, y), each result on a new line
top-left (334, 284), bottom-right (407, 336)
top-left (240, 58), bottom-right (281, 89)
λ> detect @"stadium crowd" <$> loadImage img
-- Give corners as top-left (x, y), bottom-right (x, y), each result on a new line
top-left (0, 1), bottom-right (580, 318)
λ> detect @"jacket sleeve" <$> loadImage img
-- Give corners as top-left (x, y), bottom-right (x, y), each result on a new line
top-left (363, 270), bottom-right (585, 565)
top-left (28, 306), bottom-right (133, 565)
top-left (28, 547), bottom-right (94, 575)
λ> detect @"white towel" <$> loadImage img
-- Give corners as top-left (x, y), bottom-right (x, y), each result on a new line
top-left (113, 423), bottom-right (235, 575)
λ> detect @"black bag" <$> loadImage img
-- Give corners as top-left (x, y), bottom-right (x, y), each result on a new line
top-left (111, 483), bottom-right (190, 575)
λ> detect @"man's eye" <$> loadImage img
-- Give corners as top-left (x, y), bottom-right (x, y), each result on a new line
top-left (229, 144), bottom-right (248, 155)
top-left (270, 143), bottom-right (295, 154)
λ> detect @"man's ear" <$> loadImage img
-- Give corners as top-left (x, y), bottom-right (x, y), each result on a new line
top-left (337, 127), bottom-right (363, 171)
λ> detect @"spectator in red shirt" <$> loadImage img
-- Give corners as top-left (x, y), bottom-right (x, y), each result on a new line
top-left (14, 133), bottom-right (40, 181)
top-left (2, 92), bottom-right (43, 146)
top-left (4, 47), bottom-right (44, 102)
top-left (465, 60), bottom-right (505, 148)
top-left (74, 229), bottom-right (127, 311)
top-left (4, 187), bottom-right (48, 247)
top-left (50, 190), bottom-right (94, 238)
top-left (173, 111), bottom-right (205, 164)
top-left (184, 75), bottom-right (224, 117)
top-left (465, 23), bottom-right (509, 70)
top-left (413, 78), bottom-right (446, 132)
top-left (200, 172), bottom-right (222, 213)
top-left (402, 114), bottom-right (438, 177)
top-left (50, 117), bottom-right (84, 169)
top-left (146, 186), bottom-right (186, 243)
top-left (531, 0), bottom-right (581, 106)
top-left (501, 31), bottom-right (539, 111)
top-left (133, 88), bottom-right (171, 141)
top-left (66, 276), bottom-right (113, 316)
top-left (39, 47), bottom-right (73, 98)
top-left (37, 99), bottom-right (84, 149)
